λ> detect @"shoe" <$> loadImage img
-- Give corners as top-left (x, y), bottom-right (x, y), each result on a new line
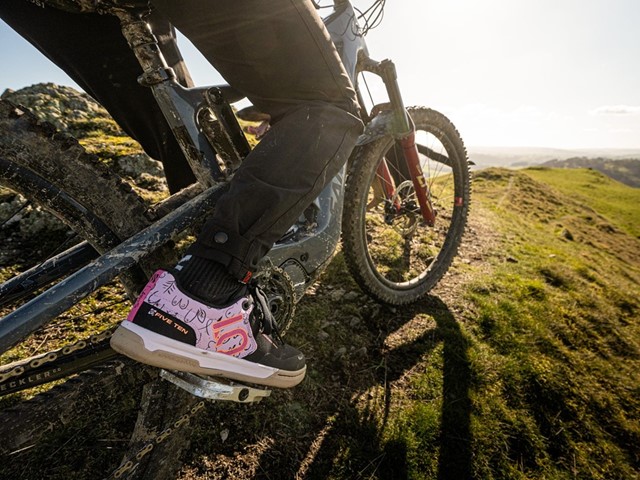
top-left (110, 269), bottom-right (306, 388)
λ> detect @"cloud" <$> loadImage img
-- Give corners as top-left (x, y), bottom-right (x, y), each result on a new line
top-left (591, 105), bottom-right (640, 115)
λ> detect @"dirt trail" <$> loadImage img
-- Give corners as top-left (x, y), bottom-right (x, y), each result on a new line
top-left (1, 168), bottom-right (497, 479)
top-left (176, 202), bottom-right (500, 480)
top-left (431, 202), bottom-right (500, 309)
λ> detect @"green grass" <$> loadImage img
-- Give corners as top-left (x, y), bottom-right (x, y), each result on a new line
top-left (3, 165), bottom-right (639, 480)
top-left (316, 167), bottom-right (640, 480)
top-left (439, 168), bottom-right (638, 479)
top-left (79, 133), bottom-right (145, 168)
top-left (525, 166), bottom-right (640, 237)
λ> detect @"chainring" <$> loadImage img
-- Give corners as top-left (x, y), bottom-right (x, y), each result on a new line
top-left (256, 266), bottom-right (296, 336)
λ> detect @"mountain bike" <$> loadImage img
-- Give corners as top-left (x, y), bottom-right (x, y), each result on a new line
top-left (0, 0), bottom-right (470, 477)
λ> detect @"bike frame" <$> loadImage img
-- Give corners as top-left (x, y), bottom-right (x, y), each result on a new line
top-left (0, 0), bottom-right (432, 357)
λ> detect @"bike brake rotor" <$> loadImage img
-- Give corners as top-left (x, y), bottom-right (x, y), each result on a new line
top-left (388, 180), bottom-right (419, 237)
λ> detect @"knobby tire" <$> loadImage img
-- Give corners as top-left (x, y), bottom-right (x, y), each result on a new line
top-left (0, 99), bottom-right (198, 479)
top-left (342, 107), bottom-right (471, 305)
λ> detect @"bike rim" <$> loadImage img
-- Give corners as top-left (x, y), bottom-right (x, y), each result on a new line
top-left (361, 127), bottom-right (462, 290)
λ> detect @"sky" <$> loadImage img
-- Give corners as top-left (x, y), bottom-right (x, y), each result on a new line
top-left (1, 0), bottom-right (639, 150)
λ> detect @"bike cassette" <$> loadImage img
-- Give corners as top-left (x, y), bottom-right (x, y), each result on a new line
top-left (159, 369), bottom-right (271, 403)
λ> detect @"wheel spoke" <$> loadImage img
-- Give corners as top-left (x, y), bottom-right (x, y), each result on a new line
top-left (343, 107), bottom-right (470, 304)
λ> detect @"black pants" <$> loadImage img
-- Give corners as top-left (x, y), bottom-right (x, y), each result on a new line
top-left (1, 0), bottom-right (363, 280)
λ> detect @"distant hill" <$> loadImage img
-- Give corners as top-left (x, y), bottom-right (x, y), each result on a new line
top-left (468, 146), bottom-right (640, 170)
top-left (540, 157), bottom-right (640, 188)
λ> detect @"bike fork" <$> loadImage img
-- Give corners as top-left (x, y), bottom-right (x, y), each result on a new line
top-left (375, 157), bottom-right (401, 212)
top-left (369, 59), bottom-right (436, 226)
top-left (399, 131), bottom-right (436, 226)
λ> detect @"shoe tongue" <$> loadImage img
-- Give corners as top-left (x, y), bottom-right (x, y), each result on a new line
top-left (176, 256), bottom-right (246, 305)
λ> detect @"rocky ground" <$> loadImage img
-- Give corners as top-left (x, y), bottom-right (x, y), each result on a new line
top-left (0, 83), bottom-right (487, 479)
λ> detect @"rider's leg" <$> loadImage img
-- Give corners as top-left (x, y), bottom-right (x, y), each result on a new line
top-left (152, 0), bottom-right (363, 281)
top-left (111, 0), bottom-right (362, 387)
top-left (0, 0), bottom-right (196, 192)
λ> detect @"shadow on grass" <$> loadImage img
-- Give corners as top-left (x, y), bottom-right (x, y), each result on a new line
top-left (295, 295), bottom-right (473, 480)
top-left (0, 294), bottom-right (473, 480)
top-left (436, 296), bottom-right (473, 480)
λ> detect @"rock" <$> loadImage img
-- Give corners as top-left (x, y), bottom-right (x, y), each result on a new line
top-left (0, 193), bottom-right (66, 237)
top-left (330, 288), bottom-right (346, 301)
top-left (2, 83), bottom-right (122, 137)
top-left (2, 83), bottom-right (169, 194)
top-left (334, 347), bottom-right (347, 359)
top-left (118, 153), bottom-right (164, 179)
top-left (136, 172), bottom-right (168, 192)
top-left (560, 228), bottom-right (574, 241)
top-left (343, 291), bottom-right (360, 301)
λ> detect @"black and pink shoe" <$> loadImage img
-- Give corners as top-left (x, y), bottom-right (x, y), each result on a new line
top-left (110, 269), bottom-right (306, 388)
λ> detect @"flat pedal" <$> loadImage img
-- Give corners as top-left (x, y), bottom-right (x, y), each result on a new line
top-left (159, 369), bottom-right (271, 403)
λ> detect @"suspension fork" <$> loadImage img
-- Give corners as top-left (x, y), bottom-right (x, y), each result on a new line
top-left (365, 58), bottom-right (436, 226)
top-left (399, 131), bottom-right (436, 226)
top-left (375, 157), bottom-right (401, 212)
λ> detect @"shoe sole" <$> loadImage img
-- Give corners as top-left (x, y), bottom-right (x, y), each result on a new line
top-left (110, 322), bottom-right (306, 389)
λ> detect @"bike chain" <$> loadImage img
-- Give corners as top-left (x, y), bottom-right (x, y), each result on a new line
top-left (1, 328), bottom-right (205, 478)
top-left (1, 267), bottom-right (293, 474)
top-left (0, 327), bottom-right (117, 387)
top-left (109, 400), bottom-right (206, 479)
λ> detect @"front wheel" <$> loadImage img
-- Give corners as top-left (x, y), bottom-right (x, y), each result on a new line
top-left (342, 107), bottom-right (470, 305)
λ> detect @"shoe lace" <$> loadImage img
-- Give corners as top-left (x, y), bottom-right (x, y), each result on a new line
top-left (251, 285), bottom-right (285, 345)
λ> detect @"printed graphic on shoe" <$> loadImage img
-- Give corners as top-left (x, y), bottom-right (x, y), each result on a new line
top-left (126, 269), bottom-right (258, 357)
top-left (110, 269), bottom-right (306, 388)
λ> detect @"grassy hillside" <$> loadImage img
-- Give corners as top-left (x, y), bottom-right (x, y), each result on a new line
top-left (452, 168), bottom-right (640, 479)
top-left (1, 166), bottom-right (638, 480)
top-left (2, 84), bottom-right (639, 478)
top-left (525, 166), bottom-right (640, 236)
top-left (174, 167), bottom-right (639, 480)
top-left (539, 158), bottom-right (640, 189)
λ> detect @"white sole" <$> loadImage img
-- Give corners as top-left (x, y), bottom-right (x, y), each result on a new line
top-left (110, 321), bottom-right (306, 389)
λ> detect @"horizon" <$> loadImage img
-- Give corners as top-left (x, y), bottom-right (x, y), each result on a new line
top-left (467, 145), bottom-right (640, 153)
top-left (1, 0), bottom-right (639, 150)
top-left (4, 81), bottom-right (640, 153)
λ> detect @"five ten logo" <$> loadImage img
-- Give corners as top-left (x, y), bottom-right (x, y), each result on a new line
top-left (148, 308), bottom-right (157, 317)
top-left (212, 314), bottom-right (252, 357)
